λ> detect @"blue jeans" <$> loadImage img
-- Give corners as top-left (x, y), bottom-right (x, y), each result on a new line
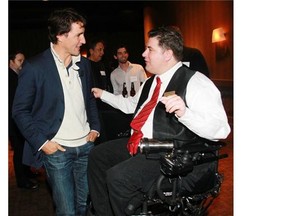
top-left (43, 142), bottom-right (94, 216)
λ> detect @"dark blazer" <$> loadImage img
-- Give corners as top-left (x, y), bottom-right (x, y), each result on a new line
top-left (90, 60), bottom-right (113, 93)
top-left (12, 48), bottom-right (100, 168)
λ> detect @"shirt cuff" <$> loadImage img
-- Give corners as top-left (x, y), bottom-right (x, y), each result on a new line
top-left (38, 140), bottom-right (49, 151)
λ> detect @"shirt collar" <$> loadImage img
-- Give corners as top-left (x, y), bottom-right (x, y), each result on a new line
top-left (50, 43), bottom-right (81, 70)
top-left (158, 61), bottom-right (182, 84)
top-left (117, 61), bottom-right (132, 70)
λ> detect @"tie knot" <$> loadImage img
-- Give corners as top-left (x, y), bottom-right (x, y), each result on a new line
top-left (156, 76), bottom-right (161, 85)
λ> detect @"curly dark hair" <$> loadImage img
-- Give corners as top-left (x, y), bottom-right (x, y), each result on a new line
top-left (47, 8), bottom-right (86, 44)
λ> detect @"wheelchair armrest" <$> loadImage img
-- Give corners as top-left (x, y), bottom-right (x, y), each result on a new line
top-left (174, 139), bottom-right (226, 154)
top-left (139, 138), bottom-right (227, 155)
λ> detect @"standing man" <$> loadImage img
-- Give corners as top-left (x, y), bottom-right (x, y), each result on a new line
top-left (87, 37), bottom-right (115, 144)
top-left (88, 26), bottom-right (230, 215)
top-left (182, 46), bottom-right (210, 77)
top-left (9, 50), bottom-right (39, 190)
top-left (173, 26), bottom-right (210, 77)
top-left (88, 37), bottom-right (113, 93)
top-left (12, 8), bottom-right (101, 216)
top-left (110, 44), bottom-right (147, 97)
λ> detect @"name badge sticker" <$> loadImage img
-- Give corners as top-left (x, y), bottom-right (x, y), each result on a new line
top-left (130, 76), bottom-right (137, 82)
top-left (182, 62), bottom-right (190, 67)
top-left (164, 91), bottom-right (176, 97)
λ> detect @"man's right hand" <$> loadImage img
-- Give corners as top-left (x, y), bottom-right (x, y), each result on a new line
top-left (42, 141), bottom-right (66, 155)
top-left (91, 88), bottom-right (103, 98)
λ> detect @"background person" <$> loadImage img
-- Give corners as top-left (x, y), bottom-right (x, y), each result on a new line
top-left (87, 37), bottom-right (113, 93)
top-left (9, 50), bottom-right (39, 190)
top-left (110, 44), bottom-right (147, 97)
top-left (173, 26), bottom-right (210, 77)
top-left (182, 46), bottom-right (210, 77)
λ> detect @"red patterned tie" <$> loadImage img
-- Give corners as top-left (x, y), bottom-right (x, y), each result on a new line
top-left (127, 77), bottom-right (162, 155)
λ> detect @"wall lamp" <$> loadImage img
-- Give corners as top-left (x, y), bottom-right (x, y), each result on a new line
top-left (212, 27), bottom-right (229, 60)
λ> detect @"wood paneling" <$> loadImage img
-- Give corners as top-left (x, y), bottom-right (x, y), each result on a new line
top-left (143, 1), bottom-right (233, 81)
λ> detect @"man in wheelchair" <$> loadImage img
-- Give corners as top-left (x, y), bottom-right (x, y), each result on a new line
top-left (88, 26), bottom-right (231, 216)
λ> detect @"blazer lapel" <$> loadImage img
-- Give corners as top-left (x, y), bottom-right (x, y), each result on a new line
top-left (43, 49), bottom-right (65, 99)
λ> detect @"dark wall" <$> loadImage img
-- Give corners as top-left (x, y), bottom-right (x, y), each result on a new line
top-left (9, 1), bottom-right (145, 66)
top-left (9, 1), bottom-right (233, 81)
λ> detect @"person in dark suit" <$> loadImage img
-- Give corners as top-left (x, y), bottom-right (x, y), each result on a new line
top-left (12, 8), bottom-right (101, 216)
top-left (9, 50), bottom-right (39, 190)
top-left (88, 26), bottom-right (230, 216)
top-left (87, 37), bottom-right (113, 93)
top-left (172, 26), bottom-right (210, 77)
top-left (87, 37), bottom-right (115, 143)
top-left (182, 46), bottom-right (210, 77)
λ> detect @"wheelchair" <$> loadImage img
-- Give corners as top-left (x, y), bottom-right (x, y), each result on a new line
top-left (125, 138), bottom-right (228, 216)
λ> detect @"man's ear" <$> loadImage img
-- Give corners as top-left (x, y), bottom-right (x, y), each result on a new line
top-left (56, 35), bottom-right (62, 43)
top-left (57, 33), bottom-right (68, 43)
top-left (164, 49), bottom-right (173, 61)
top-left (89, 48), bottom-right (93, 55)
top-left (57, 32), bottom-right (66, 42)
top-left (113, 55), bottom-right (117, 60)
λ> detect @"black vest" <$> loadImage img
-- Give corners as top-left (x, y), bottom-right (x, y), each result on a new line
top-left (135, 66), bottom-right (207, 148)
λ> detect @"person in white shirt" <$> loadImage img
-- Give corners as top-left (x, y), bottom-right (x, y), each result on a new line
top-left (110, 44), bottom-right (147, 97)
top-left (87, 26), bottom-right (230, 216)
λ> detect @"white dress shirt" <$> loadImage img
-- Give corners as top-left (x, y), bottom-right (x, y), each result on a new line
top-left (110, 61), bottom-right (147, 96)
top-left (101, 62), bottom-right (230, 141)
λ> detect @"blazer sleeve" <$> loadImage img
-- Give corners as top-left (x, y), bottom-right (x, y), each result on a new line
top-left (80, 57), bottom-right (101, 132)
top-left (12, 50), bottom-right (65, 152)
top-left (12, 60), bottom-right (50, 152)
